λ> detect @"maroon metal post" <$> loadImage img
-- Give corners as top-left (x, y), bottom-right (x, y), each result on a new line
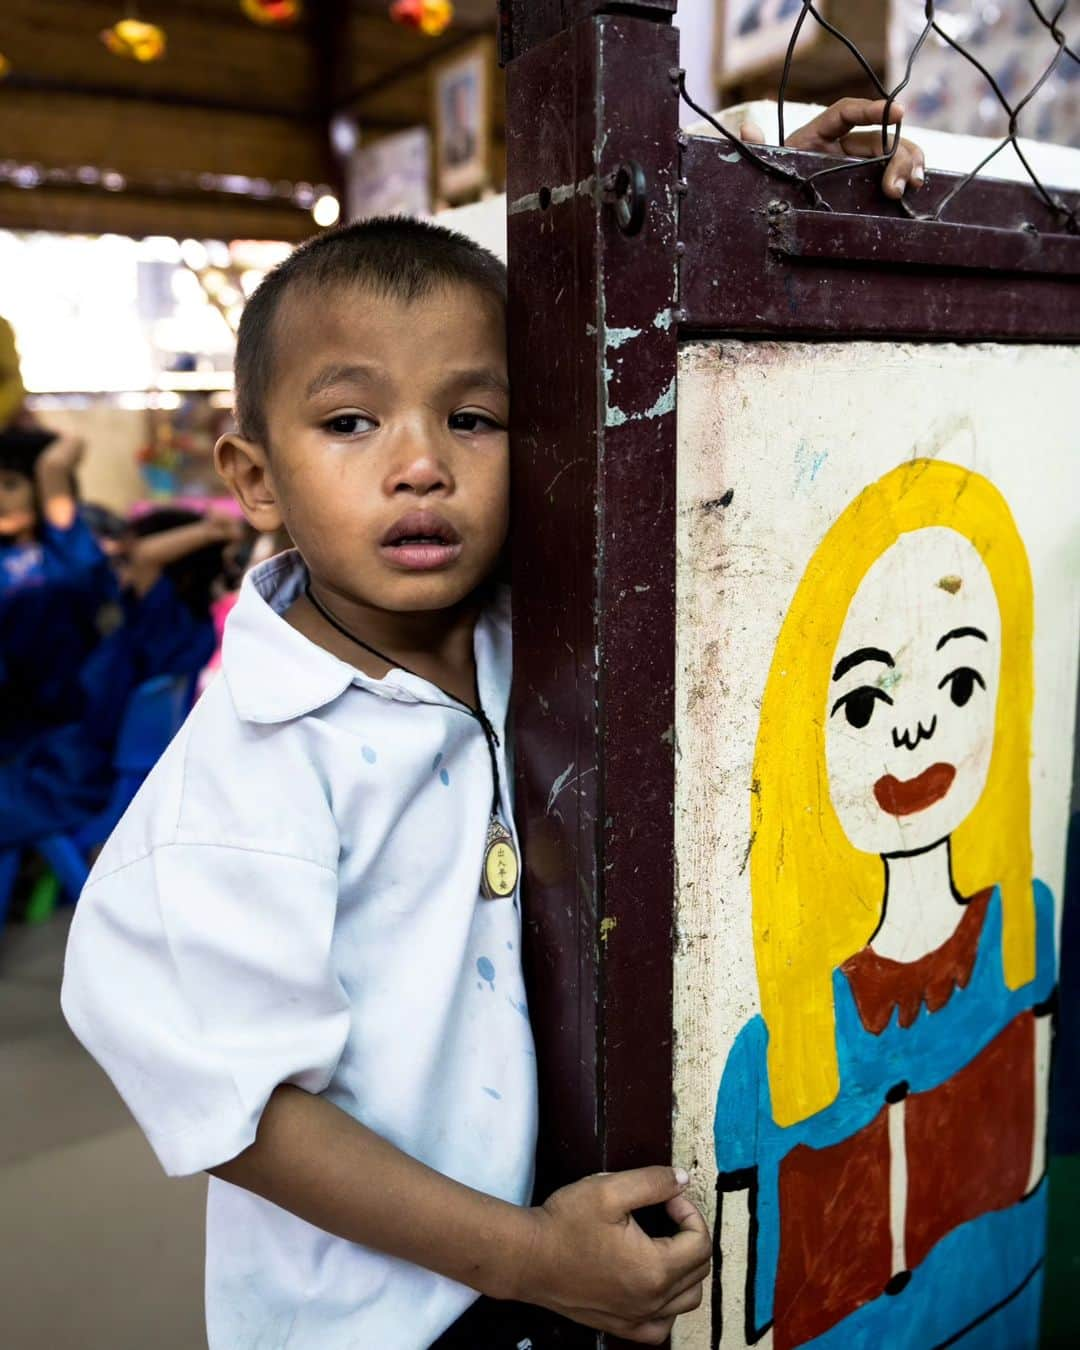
top-left (505, 11), bottom-right (682, 1344)
top-left (499, 1), bottom-right (677, 63)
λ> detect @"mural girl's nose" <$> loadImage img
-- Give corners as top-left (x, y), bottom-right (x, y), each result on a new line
top-left (893, 714), bottom-right (938, 751)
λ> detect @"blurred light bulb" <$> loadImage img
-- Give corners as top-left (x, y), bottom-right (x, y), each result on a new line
top-left (330, 115), bottom-right (359, 158)
top-left (180, 238), bottom-right (209, 270)
top-left (313, 194), bottom-right (341, 227)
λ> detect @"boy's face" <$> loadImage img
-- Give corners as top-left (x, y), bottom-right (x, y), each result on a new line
top-left (221, 280), bottom-right (509, 615)
top-left (0, 467), bottom-right (36, 544)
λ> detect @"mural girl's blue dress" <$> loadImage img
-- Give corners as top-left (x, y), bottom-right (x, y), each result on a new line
top-left (715, 882), bottom-right (1056, 1350)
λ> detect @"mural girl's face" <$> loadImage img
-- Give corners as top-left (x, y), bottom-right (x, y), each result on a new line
top-left (825, 527), bottom-right (1001, 857)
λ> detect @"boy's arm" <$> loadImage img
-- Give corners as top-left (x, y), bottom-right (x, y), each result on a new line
top-left (35, 432), bottom-right (85, 530)
top-left (127, 511), bottom-right (242, 595)
top-left (213, 1083), bottom-right (710, 1345)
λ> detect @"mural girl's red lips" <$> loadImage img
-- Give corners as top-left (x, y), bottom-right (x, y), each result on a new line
top-left (873, 762), bottom-right (957, 816)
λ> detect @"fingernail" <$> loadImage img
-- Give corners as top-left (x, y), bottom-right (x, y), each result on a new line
top-left (674, 1167), bottom-right (690, 1187)
top-left (895, 177), bottom-right (907, 195)
top-left (912, 166), bottom-right (925, 185)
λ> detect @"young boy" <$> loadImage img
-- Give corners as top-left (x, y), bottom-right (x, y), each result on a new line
top-left (62, 100), bottom-right (925, 1348)
top-left (61, 217), bottom-right (711, 1349)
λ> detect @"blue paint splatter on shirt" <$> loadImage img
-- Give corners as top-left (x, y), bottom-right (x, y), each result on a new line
top-left (440, 768), bottom-right (450, 786)
top-left (482, 1087), bottom-right (502, 1100)
top-left (433, 752), bottom-right (443, 771)
top-left (361, 745), bottom-right (377, 764)
top-left (477, 956), bottom-right (495, 990)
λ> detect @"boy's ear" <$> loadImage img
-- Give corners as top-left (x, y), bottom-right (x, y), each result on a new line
top-left (214, 434), bottom-right (283, 533)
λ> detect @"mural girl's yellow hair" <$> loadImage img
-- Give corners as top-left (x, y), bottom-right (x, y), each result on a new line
top-left (752, 459), bottom-right (1034, 1128)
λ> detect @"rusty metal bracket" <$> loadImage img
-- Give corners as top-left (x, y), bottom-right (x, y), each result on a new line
top-left (767, 202), bottom-right (1080, 277)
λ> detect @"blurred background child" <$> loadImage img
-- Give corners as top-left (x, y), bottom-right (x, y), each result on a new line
top-left (0, 505), bottom-right (244, 852)
top-left (0, 431), bottom-right (116, 755)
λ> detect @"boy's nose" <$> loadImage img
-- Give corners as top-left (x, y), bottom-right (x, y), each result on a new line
top-left (386, 444), bottom-right (453, 496)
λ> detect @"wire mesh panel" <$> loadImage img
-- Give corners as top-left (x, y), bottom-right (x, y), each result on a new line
top-left (683, 0), bottom-right (1079, 231)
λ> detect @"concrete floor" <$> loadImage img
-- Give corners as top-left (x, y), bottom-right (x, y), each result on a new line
top-left (0, 912), bottom-right (207, 1350)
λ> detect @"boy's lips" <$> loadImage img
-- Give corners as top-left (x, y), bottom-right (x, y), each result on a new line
top-left (379, 509), bottom-right (463, 572)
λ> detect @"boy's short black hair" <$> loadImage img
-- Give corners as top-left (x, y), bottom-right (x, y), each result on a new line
top-left (234, 216), bottom-right (507, 446)
top-left (0, 427), bottom-right (57, 480)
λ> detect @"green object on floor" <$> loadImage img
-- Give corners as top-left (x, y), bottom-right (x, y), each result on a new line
top-left (1042, 1154), bottom-right (1080, 1346)
top-left (24, 869), bottom-right (61, 926)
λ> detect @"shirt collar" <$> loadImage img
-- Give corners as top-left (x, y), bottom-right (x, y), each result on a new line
top-left (222, 550), bottom-right (511, 726)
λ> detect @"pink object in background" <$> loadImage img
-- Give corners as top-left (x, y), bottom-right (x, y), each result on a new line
top-left (129, 496), bottom-right (246, 521)
top-left (196, 590), bottom-right (239, 696)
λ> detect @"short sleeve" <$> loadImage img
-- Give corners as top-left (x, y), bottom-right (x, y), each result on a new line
top-left (714, 1015), bottom-right (768, 1176)
top-left (61, 842), bottom-right (350, 1177)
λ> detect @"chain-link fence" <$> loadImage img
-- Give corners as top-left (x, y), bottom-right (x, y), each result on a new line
top-left (680, 0), bottom-right (1079, 232)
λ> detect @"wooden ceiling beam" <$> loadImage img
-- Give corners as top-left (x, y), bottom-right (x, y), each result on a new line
top-left (335, 25), bottom-right (486, 112)
top-left (3, 89), bottom-right (333, 184)
top-left (0, 183), bottom-right (316, 242)
top-left (3, 73), bottom-right (320, 123)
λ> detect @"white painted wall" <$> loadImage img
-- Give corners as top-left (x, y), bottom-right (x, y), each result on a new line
top-left (676, 0), bottom-right (719, 128)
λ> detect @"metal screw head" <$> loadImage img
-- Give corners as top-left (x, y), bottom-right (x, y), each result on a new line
top-left (612, 160), bottom-right (647, 236)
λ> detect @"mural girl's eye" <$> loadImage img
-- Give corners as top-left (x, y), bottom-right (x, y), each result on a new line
top-left (830, 686), bottom-right (893, 729)
top-left (939, 666), bottom-right (986, 708)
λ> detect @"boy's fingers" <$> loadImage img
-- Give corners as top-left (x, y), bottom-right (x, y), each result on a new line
top-left (621, 1317), bottom-right (677, 1345)
top-left (910, 142), bottom-right (927, 188)
top-left (665, 1190), bottom-right (709, 1235)
top-left (654, 1280), bottom-right (705, 1318)
top-left (657, 1256), bottom-right (712, 1303)
top-left (654, 1212), bottom-right (712, 1280)
top-left (814, 96), bottom-right (905, 142)
top-left (880, 139), bottom-right (926, 198)
top-left (599, 1165), bottom-right (689, 1216)
top-left (740, 117), bottom-right (766, 144)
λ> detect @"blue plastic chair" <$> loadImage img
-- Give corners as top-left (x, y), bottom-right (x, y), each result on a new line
top-left (0, 674), bottom-right (195, 924)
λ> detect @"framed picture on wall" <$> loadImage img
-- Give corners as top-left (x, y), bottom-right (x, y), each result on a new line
top-left (346, 127), bottom-right (432, 223)
top-left (717, 0), bottom-right (825, 83)
top-left (432, 37), bottom-right (493, 204)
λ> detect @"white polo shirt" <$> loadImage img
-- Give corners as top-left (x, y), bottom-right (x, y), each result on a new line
top-left (61, 551), bottom-right (538, 1350)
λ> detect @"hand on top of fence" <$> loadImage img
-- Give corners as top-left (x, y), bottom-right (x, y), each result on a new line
top-left (741, 99), bottom-right (928, 200)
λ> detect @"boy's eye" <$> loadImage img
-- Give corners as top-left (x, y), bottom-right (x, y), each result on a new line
top-left (324, 413), bottom-right (376, 437)
top-left (449, 410), bottom-right (503, 434)
top-left (830, 685), bottom-right (893, 729)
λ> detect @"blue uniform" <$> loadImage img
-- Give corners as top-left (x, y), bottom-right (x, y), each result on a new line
top-left (0, 574), bottom-right (213, 849)
top-left (0, 514), bottom-right (116, 755)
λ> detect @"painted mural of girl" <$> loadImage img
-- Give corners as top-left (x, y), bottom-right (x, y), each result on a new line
top-left (713, 459), bottom-right (1056, 1350)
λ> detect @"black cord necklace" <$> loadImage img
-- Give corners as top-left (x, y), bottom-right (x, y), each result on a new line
top-left (305, 582), bottom-right (519, 900)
